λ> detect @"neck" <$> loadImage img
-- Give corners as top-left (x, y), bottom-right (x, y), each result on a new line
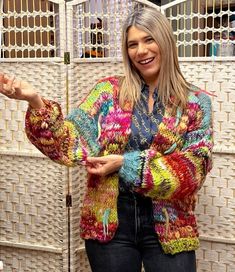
top-left (144, 78), bottom-right (159, 93)
top-left (146, 81), bottom-right (158, 95)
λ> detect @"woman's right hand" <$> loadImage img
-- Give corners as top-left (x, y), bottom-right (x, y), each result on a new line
top-left (0, 73), bottom-right (44, 109)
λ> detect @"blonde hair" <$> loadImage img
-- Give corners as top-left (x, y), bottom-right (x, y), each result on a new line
top-left (119, 7), bottom-right (189, 114)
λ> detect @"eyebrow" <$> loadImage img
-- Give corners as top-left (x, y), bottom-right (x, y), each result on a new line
top-left (127, 35), bottom-right (153, 44)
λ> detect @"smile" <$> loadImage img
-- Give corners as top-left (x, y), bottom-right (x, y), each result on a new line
top-left (138, 57), bottom-right (154, 65)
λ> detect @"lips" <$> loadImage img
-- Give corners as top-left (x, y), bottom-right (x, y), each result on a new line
top-left (138, 57), bottom-right (154, 65)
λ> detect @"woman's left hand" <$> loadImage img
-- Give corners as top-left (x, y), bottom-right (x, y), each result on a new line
top-left (86, 155), bottom-right (124, 176)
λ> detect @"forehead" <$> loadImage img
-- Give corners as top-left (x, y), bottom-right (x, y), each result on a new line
top-left (127, 26), bottom-right (151, 41)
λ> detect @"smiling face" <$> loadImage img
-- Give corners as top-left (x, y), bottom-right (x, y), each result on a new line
top-left (127, 26), bottom-right (161, 88)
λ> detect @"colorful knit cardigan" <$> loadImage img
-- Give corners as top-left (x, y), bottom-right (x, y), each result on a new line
top-left (25, 76), bottom-right (213, 255)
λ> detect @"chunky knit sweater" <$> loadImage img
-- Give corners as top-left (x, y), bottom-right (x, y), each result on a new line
top-left (25, 76), bottom-right (213, 254)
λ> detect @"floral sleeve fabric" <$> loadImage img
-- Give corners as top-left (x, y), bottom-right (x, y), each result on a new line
top-left (119, 91), bottom-right (213, 200)
top-left (25, 79), bottom-right (114, 166)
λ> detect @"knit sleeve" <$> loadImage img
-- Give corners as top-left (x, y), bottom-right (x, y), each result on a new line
top-left (25, 80), bottom-right (114, 166)
top-left (119, 92), bottom-right (213, 200)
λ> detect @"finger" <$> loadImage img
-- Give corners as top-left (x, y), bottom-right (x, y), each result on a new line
top-left (0, 73), bottom-right (3, 83)
top-left (86, 156), bottom-right (101, 162)
top-left (0, 74), bottom-right (4, 90)
top-left (0, 73), bottom-right (8, 84)
top-left (12, 79), bottom-right (21, 90)
top-left (87, 163), bottom-right (104, 171)
top-left (0, 74), bottom-right (14, 93)
top-left (86, 164), bottom-right (106, 176)
top-left (86, 166), bottom-right (101, 175)
top-left (86, 157), bottom-right (107, 164)
top-left (5, 76), bottom-right (15, 91)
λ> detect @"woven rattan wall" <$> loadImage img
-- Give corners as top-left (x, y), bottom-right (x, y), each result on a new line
top-left (69, 60), bottom-right (235, 272)
top-left (0, 62), bottom-right (68, 272)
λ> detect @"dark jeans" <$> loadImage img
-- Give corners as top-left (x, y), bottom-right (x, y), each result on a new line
top-left (85, 192), bottom-right (196, 272)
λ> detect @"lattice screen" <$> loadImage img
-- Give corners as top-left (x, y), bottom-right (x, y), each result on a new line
top-left (1, 0), bottom-right (234, 60)
top-left (0, 0), bottom-right (63, 58)
top-left (162, 0), bottom-right (235, 58)
top-left (68, 0), bottom-right (235, 59)
top-left (67, 0), bottom-right (158, 59)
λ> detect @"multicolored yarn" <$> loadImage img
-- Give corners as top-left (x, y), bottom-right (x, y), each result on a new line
top-left (25, 76), bottom-right (213, 255)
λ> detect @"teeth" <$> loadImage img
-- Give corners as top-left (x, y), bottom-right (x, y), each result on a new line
top-left (139, 58), bottom-right (153, 64)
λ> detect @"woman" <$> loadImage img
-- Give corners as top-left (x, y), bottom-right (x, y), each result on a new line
top-left (0, 7), bottom-right (213, 272)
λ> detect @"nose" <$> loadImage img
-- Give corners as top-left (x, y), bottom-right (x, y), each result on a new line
top-left (137, 43), bottom-right (148, 55)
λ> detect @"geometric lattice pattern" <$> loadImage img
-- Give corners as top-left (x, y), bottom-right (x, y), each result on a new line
top-left (180, 61), bottom-right (235, 151)
top-left (1, 0), bottom-right (234, 60)
top-left (68, 0), bottom-right (158, 59)
top-left (197, 154), bottom-right (235, 240)
top-left (0, 61), bottom-right (68, 271)
top-left (0, 246), bottom-right (63, 272)
top-left (0, 0), bottom-right (62, 58)
top-left (197, 241), bottom-right (235, 272)
top-left (0, 155), bottom-right (65, 246)
top-left (0, 155), bottom-right (66, 272)
top-left (163, 0), bottom-right (235, 57)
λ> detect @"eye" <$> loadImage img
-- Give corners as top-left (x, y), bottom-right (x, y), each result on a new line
top-left (146, 37), bottom-right (154, 43)
top-left (127, 43), bottom-right (137, 48)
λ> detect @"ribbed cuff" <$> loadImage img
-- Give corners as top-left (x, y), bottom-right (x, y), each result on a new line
top-left (118, 151), bottom-right (142, 186)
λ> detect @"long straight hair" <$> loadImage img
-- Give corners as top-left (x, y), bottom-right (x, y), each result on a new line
top-left (119, 7), bottom-right (190, 114)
